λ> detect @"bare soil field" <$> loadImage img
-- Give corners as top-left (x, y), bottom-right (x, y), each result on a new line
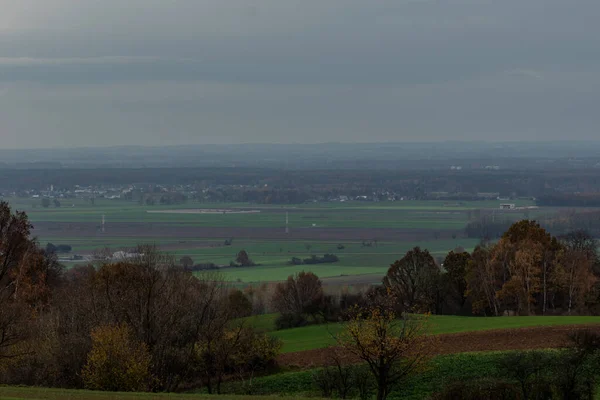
top-left (32, 221), bottom-right (458, 241)
top-left (277, 324), bottom-right (600, 368)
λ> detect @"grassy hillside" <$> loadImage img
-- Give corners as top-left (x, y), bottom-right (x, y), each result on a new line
top-left (215, 351), bottom-right (547, 399)
top-left (243, 314), bottom-right (600, 353)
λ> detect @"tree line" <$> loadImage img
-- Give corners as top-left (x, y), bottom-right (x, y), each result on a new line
top-left (0, 202), bottom-right (279, 393)
top-left (3, 199), bottom-right (600, 398)
top-left (270, 221), bottom-right (600, 325)
top-left (8, 166), bottom-right (600, 202)
top-left (387, 221), bottom-right (600, 317)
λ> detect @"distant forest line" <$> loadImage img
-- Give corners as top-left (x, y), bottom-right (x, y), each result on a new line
top-left (2, 167), bottom-right (600, 206)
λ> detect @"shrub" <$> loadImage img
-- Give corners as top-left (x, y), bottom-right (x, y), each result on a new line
top-left (180, 256), bottom-right (194, 268)
top-left (188, 262), bottom-right (219, 271)
top-left (228, 289), bottom-right (253, 318)
top-left (431, 379), bottom-right (521, 400)
top-left (291, 257), bottom-right (303, 265)
top-left (275, 313), bottom-right (308, 330)
top-left (313, 361), bottom-right (374, 399)
top-left (195, 326), bottom-right (281, 394)
top-left (236, 250), bottom-right (255, 267)
top-left (292, 254), bottom-right (340, 265)
top-left (495, 351), bottom-right (554, 399)
top-left (81, 323), bottom-right (153, 392)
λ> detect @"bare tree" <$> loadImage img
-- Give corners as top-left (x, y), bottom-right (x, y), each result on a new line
top-left (465, 244), bottom-right (501, 316)
top-left (555, 249), bottom-right (597, 314)
top-left (337, 297), bottom-right (434, 400)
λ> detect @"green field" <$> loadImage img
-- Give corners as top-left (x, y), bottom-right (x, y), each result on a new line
top-left (6, 350), bottom-right (599, 400)
top-left (3, 197), bottom-right (544, 283)
top-left (50, 237), bottom-right (480, 283)
top-left (215, 351), bottom-right (506, 399)
top-left (243, 314), bottom-right (600, 353)
top-left (5, 197), bottom-right (538, 229)
top-left (175, 238), bottom-right (479, 283)
top-left (216, 350), bottom-right (593, 400)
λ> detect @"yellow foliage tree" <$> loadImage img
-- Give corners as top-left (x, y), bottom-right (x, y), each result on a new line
top-left (337, 299), bottom-right (434, 400)
top-left (82, 323), bottom-right (153, 392)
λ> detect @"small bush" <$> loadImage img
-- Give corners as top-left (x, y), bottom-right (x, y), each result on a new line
top-left (288, 254), bottom-right (340, 265)
top-left (275, 313), bottom-right (308, 330)
top-left (431, 379), bottom-right (522, 400)
top-left (495, 351), bottom-right (554, 400)
top-left (313, 363), bottom-right (374, 399)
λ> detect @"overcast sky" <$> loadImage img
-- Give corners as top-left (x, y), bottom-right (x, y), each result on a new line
top-left (1, 0), bottom-right (599, 148)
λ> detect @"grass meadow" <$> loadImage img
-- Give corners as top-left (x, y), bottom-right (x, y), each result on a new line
top-left (243, 314), bottom-right (600, 353)
top-left (6, 351), bottom-right (600, 400)
top-left (6, 197), bottom-right (537, 228)
top-left (4, 196), bottom-right (542, 283)
top-left (211, 350), bottom-right (572, 399)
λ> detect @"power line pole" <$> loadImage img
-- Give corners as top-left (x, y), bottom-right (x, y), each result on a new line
top-left (285, 211), bottom-right (289, 234)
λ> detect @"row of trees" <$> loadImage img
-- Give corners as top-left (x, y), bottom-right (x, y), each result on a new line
top-left (268, 220), bottom-right (600, 325)
top-left (465, 209), bottom-right (600, 240)
top-left (0, 202), bottom-right (279, 392)
top-left (269, 268), bottom-right (600, 400)
top-left (290, 254), bottom-right (340, 265)
top-left (385, 221), bottom-right (600, 316)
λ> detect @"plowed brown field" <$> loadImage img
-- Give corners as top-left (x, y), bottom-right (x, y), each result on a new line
top-left (277, 324), bottom-right (600, 368)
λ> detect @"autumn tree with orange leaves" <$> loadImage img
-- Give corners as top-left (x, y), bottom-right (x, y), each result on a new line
top-left (493, 220), bottom-right (562, 315)
top-left (466, 221), bottom-right (563, 316)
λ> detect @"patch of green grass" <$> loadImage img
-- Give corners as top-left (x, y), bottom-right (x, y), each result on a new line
top-left (0, 386), bottom-right (317, 400)
top-left (268, 315), bottom-right (600, 353)
top-left (216, 351), bottom-right (532, 399)
top-left (216, 261), bottom-right (388, 283)
top-left (243, 314), bottom-right (279, 332)
top-left (7, 197), bottom-right (540, 230)
top-left (176, 238), bottom-right (479, 283)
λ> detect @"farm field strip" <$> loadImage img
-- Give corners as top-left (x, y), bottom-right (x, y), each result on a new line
top-left (46, 237), bottom-right (480, 283)
top-left (256, 315), bottom-right (600, 353)
top-left (5, 197), bottom-right (544, 283)
top-left (45, 237), bottom-right (479, 256)
top-left (8, 198), bottom-right (540, 230)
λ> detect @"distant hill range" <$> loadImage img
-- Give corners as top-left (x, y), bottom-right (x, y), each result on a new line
top-left (1, 141), bottom-right (600, 170)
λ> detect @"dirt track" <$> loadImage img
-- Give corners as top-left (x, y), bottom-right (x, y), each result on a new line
top-left (277, 324), bottom-right (600, 368)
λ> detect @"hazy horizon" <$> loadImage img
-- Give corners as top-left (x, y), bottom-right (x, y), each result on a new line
top-left (4, 139), bottom-right (600, 152)
top-left (2, 0), bottom-right (600, 148)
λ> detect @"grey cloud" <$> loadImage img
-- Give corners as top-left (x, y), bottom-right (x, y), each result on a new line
top-left (0, 0), bottom-right (599, 147)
